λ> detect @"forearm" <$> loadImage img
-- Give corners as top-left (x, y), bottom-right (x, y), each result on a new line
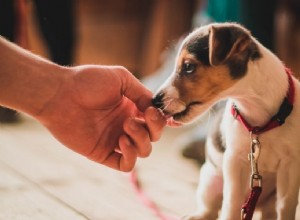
top-left (0, 36), bottom-right (70, 116)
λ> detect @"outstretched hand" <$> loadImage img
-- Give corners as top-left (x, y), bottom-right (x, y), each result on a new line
top-left (36, 65), bottom-right (166, 171)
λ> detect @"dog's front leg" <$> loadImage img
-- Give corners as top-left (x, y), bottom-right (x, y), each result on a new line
top-left (276, 160), bottom-right (300, 220)
top-left (219, 150), bottom-right (249, 220)
top-left (181, 161), bottom-right (223, 220)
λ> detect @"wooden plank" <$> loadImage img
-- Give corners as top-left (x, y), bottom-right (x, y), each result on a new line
top-left (0, 162), bottom-right (88, 220)
top-left (0, 115), bottom-right (159, 220)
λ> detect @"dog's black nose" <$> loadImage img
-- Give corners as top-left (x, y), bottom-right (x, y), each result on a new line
top-left (152, 92), bottom-right (165, 109)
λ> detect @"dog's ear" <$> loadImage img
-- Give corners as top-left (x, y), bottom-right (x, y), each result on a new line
top-left (209, 24), bottom-right (252, 66)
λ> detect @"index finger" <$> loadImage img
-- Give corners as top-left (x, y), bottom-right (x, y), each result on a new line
top-left (117, 67), bottom-right (153, 112)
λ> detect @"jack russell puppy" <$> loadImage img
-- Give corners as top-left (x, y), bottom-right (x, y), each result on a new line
top-left (152, 23), bottom-right (300, 220)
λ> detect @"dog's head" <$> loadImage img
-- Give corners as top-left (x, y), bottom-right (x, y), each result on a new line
top-left (152, 23), bottom-right (262, 125)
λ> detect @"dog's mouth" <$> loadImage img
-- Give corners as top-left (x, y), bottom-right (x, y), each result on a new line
top-left (163, 101), bottom-right (202, 126)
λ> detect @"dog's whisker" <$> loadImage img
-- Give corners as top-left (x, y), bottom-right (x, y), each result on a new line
top-left (162, 95), bottom-right (173, 103)
top-left (161, 100), bottom-right (172, 112)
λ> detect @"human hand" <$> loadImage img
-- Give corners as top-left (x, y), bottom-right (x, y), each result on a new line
top-left (36, 65), bottom-right (166, 171)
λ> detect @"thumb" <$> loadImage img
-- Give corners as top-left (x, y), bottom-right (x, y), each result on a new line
top-left (117, 67), bottom-right (152, 112)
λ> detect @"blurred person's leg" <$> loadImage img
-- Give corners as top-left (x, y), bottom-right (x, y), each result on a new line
top-left (0, 0), bottom-right (19, 122)
top-left (0, 0), bottom-right (15, 41)
top-left (34, 0), bottom-right (75, 65)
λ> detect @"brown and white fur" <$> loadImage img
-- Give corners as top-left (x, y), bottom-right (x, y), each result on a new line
top-left (152, 23), bottom-right (300, 220)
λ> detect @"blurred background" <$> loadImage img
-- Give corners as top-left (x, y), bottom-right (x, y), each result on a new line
top-left (0, 1), bottom-right (299, 219)
top-left (1, 0), bottom-right (197, 77)
top-left (2, 0), bottom-right (300, 79)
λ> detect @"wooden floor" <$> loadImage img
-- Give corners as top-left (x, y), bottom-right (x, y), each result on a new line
top-left (0, 114), bottom-right (200, 220)
top-left (0, 115), bottom-right (299, 220)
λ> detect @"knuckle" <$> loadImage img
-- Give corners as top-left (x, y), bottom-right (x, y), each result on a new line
top-left (116, 66), bottom-right (130, 75)
top-left (116, 65), bottom-right (128, 71)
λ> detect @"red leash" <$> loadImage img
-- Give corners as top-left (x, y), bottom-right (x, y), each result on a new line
top-left (241, 186), bottom-right (262, 220)
top-left (130, 169), bottom-right (179, 220)
top-left (231, 68), bottom-right (295, 220)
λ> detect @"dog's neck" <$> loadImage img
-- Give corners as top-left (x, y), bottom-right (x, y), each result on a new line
top-left (226, 45), bottom-right (289, 127)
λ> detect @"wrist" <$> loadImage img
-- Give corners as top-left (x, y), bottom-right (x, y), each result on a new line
top-left (29, 65), bottom-right (71, 117)
top-left (0, 37), bottom-right (72, 116)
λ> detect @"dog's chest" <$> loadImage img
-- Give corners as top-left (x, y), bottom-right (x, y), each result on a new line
top-left (257, 139), bottom-right (282, 173)
top-left (221, 110), bottom-right (298, 173)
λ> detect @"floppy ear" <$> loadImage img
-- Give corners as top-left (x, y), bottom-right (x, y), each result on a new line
top-left (209, 24), bottom-right (252, 66)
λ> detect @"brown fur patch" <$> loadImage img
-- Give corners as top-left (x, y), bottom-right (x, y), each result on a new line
top-left (173, 49), bottom-right (238, 105)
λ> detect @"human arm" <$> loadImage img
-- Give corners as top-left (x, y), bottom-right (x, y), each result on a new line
top-left (0, 36), bottom-right (166, 171)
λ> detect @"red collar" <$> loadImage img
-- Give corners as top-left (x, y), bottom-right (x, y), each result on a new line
top-left (231, 68), bottom-right (295, 135)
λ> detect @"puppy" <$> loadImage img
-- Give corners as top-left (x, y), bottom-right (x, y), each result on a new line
top-left (152, 23), bottom-right (300, 220)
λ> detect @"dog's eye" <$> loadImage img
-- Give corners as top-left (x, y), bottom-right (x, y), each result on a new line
top-left (182, 63), bottom-right (196, 74)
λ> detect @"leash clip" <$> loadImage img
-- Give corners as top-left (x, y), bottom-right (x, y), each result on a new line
top-left (241, 208), bottom-right (246, 220)
top-left (250, 173), bottom-right (262, 188)
top-left (248, 133), bottom-right (262, 189)
top-left (249, 134), bottom-right (261, 162)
